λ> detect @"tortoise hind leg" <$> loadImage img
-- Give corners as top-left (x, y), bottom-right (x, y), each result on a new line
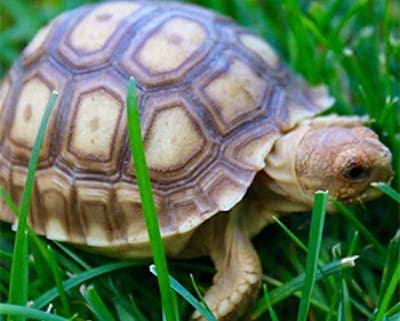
top-left (191, 205), bottom-right (262, 321)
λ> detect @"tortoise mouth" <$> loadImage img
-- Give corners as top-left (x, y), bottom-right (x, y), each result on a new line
top-left (338, 182), bottom-right (385, 205)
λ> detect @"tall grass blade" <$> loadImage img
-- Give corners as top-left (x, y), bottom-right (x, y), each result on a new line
top-left (149, 265), bottom-right (217, 321)
top-left (252, 256), bottom-right (358, 318)
top-left (0, 304), bottom-right (69, 321)
top-left (371, 183), bottom-right (400, 204)
top-left (374, 232), bottom-right (400, 321)
top-left (32, 261), bottom-right (143, 309)
top-left (126, 77), bottom-right (179, 321)
top-left (332, 199), bottom-right (386, 256)
top-left (272, 216), bottom-right (307, 253)
top-left (377, 231), bottom-right (399, 307)
top-left (262, 283), bottom-right (280, 321)
top-left (7, 90), bottom-right (58, 321)
top-left (46, 245), bottom-right (71, 317)
top-left (373, 262), bottom-right (400, 321)
top-left (0, 187), bottom-right (18, 215)
top-left (80, 284), bottom-right (116, 321)
top-left (296, 190), bottom-right (328, 321)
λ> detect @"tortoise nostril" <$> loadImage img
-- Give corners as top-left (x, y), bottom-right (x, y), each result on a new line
top-left (342, 165), bottom-right (370, 182)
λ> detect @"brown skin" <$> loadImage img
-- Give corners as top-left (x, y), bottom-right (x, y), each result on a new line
top-left (190, 116), bottom-right (393, 321)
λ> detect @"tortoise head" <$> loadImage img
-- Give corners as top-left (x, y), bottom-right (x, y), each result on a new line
top-left (264, 116), bottom-right (393, 211)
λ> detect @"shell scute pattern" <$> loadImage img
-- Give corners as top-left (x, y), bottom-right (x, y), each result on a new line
top-left (120, 12), bottom-right (216, 87)
top-left (58, 2), bottom-right (144, 68)
top-left (0, 2), bottom-right (328, 247)
top-left (194, 56), bottom-right (274, 135)
top-left (60, 77), bottom-right (127, 174)
top-left (139, 91), bottom-right (218, 183)
top-left (4, 61), bottom-right (69, 164)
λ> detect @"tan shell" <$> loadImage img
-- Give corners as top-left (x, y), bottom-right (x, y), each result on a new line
top-left (0, 1), bottom-right (332, 252)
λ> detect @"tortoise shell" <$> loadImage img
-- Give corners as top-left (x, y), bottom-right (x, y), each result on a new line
top-left (0, 1), bottom-right (331, 252)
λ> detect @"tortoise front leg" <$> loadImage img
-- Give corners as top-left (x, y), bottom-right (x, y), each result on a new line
top-left (191, 206), bottom-right (262, 321)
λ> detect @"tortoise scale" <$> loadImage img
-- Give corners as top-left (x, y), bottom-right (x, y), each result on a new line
top-left (0, 2), bottom-right (393, 320)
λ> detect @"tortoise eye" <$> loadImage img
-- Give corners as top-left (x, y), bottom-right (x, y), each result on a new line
top-left (342, 165), bottom-right (370, 182)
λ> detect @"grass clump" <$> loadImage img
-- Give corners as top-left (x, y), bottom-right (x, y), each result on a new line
top-left (0, 0), bottom-right (399, 321)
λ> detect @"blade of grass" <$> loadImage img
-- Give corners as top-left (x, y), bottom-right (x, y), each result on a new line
top-left (385, 302), bottom-right (400, 318)
top-left (126, 76), bottom-right (179, 321)
top-left (338, 279), bottom-right (353, 321)
top-left (80, 284), bottom-right (116, 321)
top-left (297, 190), bottom-right (328, 321)
top-left (332, 199), bottom-right (386, 256)
top-left (272, 216), bottom-right (307, 253)
top-left (371, 182), bottom-right (400, 204)
top-left (51, 242), bottom-right (92, 271)
top-left (113, 296), bottom-right (143, 321)
top-left (46, 245), bottom-right (71, 317)
top-left (32, 260), bottom-right (144, 309)
top-left (0, 187), bottom-right (19, 215)
top-left (0, 304), bottom-right (69, 321)
top-left (373, 262), bottom-right (400, 321)
top-left (252, 256), bottom-right (359, 318)
top-left (108, 277), bottom-right (148, 321)
top-left (7, 90), bottom-right (57, 321)
top-left (377, 231), bottom-right (399, 307)
top-left (374, 232), bottom-right (400, 321)
top-left (189, 273), bottom-right (214, 318)
top-left (149, 265), bottom-right (217, 321)
top-left (262, 283), bottom-right (280, 321)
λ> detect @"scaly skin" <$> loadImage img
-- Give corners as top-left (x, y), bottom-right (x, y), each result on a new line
top-left (188, 116), bottom-right (393, 320)
top-left (190, 205), bottom-right (262, 321)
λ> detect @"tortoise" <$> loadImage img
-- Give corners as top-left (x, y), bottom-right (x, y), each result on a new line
top-left (0, 1), bottom-right (394, 320)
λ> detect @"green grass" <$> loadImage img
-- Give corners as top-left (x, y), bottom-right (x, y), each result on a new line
top-left (6, 90), bottom-right (58, 321)
top-left (0, 0), bottom-right (399, 320)
top-left (126, 77), bottom-right (179, 321)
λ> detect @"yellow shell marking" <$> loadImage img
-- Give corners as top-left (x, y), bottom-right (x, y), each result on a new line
top-left (145, 106), bottom-right (205, 170)
top-left (69, 2), bottom-right (141, 52)
top-left (70, 89), bottom-right (121, 160)
top-left (240, 34), bottom-right (279, 69)
top-left (205, 59), bottom-right (265, 124)
top-left (10, 77), bottom-right (51, 147)
top-left (137, 17), bottom-right (206, 74)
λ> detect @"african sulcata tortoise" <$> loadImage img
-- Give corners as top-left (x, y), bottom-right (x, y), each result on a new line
top-left (0, 1), bottom-right (393, 320)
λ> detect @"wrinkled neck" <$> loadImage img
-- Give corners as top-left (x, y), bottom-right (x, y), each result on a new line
top-left (263, 121), bottom-right (313, 208)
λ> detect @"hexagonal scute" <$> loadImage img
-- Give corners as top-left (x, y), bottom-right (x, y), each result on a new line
top-left (121, 15), bottom-right (214, 87)
top-left (133, 92), bottom-right (216, 184)
top-left (145, 106), bottom-right (205, 171)
top-left (60, 78), bottom-right (126, 174)
top-left (58, 2), bottom-right (143, 68)
top-left (5, 63), bottom-right (68, 162)
top-left (195, 57), bottom-right (273, 134)
top-left (9, 77), bottom-right (51, 147)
